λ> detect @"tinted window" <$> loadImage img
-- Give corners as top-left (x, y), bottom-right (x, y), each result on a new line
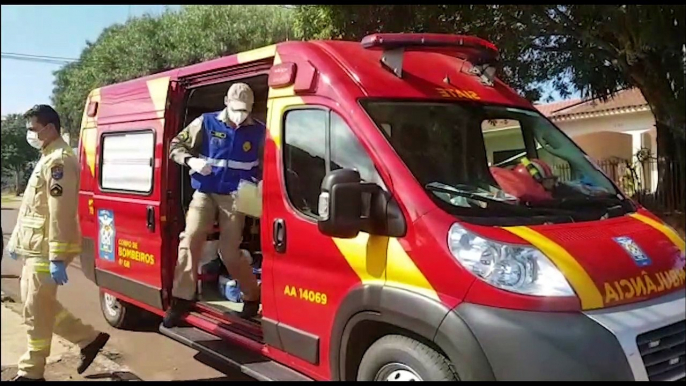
top-left (330, 112), bottom-right (384, 187)
top-left (283, 109), bottom-right (327, 216)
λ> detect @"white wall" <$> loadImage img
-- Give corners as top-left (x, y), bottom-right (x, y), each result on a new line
top-left (573, 132), bottom-right (633, 161)
top-left (554, 110), bottom-right (655, 138)
top-left (555, 110), bottom-right (658, 192)
top-left (483, 130), bottom-right (525, 165)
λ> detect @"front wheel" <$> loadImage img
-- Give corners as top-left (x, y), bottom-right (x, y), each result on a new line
top-left (357, 335), bottom-right (458, 381)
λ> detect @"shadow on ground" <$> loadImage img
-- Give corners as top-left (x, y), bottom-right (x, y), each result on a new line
top-left (85, 371), bottom-right (143, 381)
top-left (176, 353), bottom-right (256, 382)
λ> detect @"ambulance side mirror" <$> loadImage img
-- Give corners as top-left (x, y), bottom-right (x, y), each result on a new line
top-left (318, 169), bottom-right (364, 239)
top-left (318, 168), bottom-right (408, 239)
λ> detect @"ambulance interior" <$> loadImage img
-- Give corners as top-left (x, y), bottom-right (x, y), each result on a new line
top-left (177, 73), bottom-right (269, 325)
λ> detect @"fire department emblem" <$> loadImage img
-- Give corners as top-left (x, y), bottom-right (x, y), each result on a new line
top-left (613, 236), bottom-right (651, 267)
top-left (98, 209), bottom-right (116, 262)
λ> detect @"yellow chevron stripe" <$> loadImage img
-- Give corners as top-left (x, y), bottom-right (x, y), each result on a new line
top-left (630, 213), bottom-right (685, 253)
top-left (237, 44), bottom-right (277, 64)
top-left (333, 234), bottom-right (439, 301)
top-left (80, 88), bottom-right (100, 177)
top-left (146, 76), bottom-right (171, 120)
top-left (503, 226), bottom-right (604, 310)
top-left (385, 238), bottom-right (439, 301)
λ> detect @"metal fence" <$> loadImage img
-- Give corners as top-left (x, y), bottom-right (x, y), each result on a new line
top-left (555, 157), bottom-right (684, 214)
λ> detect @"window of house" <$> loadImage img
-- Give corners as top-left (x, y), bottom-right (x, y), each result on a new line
top-left (283, 108), bottom-right (383, 218)
top-left (100, 131), bottom-right (155, 193)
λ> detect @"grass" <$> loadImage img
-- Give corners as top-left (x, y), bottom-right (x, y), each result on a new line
top-left (1, 194), bottom-right (22, 206)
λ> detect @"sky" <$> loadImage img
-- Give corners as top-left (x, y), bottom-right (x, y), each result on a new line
top-left (1, 5), bottom-right (577, 118)
top-left (1, 5), bottom-right (181, 117)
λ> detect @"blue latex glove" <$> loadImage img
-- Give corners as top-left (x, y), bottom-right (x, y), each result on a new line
top-left (50, 261), bottom-right (68, 285)
top-left (9, 250), bottom-right (18, 260)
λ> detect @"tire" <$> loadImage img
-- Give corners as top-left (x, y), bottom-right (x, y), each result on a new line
top-left (99, 289), bottom-right (148, 330)
top-left (357, 335), bottom-right (458, 381)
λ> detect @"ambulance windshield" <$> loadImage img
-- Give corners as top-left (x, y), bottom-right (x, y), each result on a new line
top-left (361, 100), bottom-right (629, 221)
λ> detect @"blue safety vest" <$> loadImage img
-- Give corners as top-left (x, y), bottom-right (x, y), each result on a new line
top-left (190, 111), bottom-right (265, 195)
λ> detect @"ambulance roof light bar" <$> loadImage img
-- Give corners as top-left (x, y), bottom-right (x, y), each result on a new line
top-left (360, 33), bottom-right (499, 79)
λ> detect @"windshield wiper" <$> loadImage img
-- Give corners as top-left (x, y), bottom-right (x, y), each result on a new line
top-left (425, 184), bottom-right (580, 218)
top-left (425, 184), bottom-right (532, 214)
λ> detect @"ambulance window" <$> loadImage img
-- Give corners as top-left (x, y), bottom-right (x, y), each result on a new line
top-left (283, 109), bottom-right (328, 217)
top-left (100, 131), bottom-right (155, 194)
top-left (330, 112), bottom-right (385, 188)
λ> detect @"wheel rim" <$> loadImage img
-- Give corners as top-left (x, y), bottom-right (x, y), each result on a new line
top-left (375, 363), bottom-right (423, 381)
top-left (103, 293), bottom-right (120, 317)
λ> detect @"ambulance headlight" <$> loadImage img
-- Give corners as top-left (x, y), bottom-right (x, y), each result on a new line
top-left (448, 223), bottom-right (575, 297)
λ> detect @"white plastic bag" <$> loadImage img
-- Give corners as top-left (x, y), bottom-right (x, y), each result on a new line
top-left (235, 179), bottom-right (262, 218)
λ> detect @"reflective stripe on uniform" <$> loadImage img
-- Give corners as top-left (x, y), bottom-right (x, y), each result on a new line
top-left (49, 242), bottom-right (81, 254)
top-left (28, 338), bottom-right (51, 351)
top-left (54, 309), bottom-right (68, 326)
top-left (199, 155), bottom-right (258, 170)
top-left (32, 260), bottom-right (51, 274)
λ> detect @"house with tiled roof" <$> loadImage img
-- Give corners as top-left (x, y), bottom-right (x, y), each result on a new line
top-left (481, 88), bottom-right (656, 193)
top-left (534, 88), bottom-right (657, 191)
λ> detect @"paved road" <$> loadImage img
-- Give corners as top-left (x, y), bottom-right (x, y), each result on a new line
top-left (1, 205), bottom-right (254, 381)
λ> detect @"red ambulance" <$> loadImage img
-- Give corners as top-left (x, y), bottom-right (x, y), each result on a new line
top-left (77, 33), bottom-right (686, 381)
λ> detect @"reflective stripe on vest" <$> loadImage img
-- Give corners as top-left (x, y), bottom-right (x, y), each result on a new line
top-left (198, 155), bottom-right (259, 170)
top-left (190, 111), bottom-right (265, 194)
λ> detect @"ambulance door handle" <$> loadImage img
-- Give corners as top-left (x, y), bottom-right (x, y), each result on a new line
top-left (146, 206), bottom-right (155, 232)
top-left (273, 219), bottom-right (286, 253)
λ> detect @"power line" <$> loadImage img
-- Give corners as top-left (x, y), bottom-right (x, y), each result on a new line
top-left (1, 52), bottom-right (77, 66)
top-left (1, 55), bottom-right (71, 66)
top-left (1, 52), bottom-right (78, 62)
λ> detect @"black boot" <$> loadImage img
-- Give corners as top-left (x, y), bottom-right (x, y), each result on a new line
top-left (10, 375), bottom-right (45, 381)
top-left (162, 298), bottom-right (193, 328)
top-left (77, 332), bottom-right (110, 374)
top-left (239, 300), bottom-right (260, 319)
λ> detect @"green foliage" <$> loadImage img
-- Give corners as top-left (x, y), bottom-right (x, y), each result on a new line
top-left (51, 5), bottom-right (296, 138)
top-left (1, 114), bottom-right (40, 192)
top-left (293, 5), bottom-right (685, 128)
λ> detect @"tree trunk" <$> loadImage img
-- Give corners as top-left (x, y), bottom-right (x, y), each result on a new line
top-left (14, 167), bottom-right (21, 196)
top-left (628, 56), bottom-right (685, 214)
top-left (655, 123), bottom-right (685, 213)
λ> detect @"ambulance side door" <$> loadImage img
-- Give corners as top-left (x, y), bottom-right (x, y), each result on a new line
top-left (91, 77), bottom-right (176, 311)
top-left (262, 96), bottom-right (386, 373)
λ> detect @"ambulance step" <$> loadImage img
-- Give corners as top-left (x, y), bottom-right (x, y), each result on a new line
top-left (159, 325), bottom-right (312, 381)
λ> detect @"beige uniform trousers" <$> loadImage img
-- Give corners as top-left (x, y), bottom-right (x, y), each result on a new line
top-left (172, 191), bottom-right (259, 302)
top-left (17, 257), bottom-right (99, 379)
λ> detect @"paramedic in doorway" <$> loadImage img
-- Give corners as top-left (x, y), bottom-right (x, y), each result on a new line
top-left (6, 105), bottom-right (110, 381)
top-left (163, 82), bottom-right (264, 327)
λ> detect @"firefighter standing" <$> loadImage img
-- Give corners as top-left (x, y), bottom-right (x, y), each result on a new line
top-left (6, 105), bottom-right (110, 381)
top-left (163, 83), bottom-right (264, 327)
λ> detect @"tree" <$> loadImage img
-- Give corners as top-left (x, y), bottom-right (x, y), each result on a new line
top-left (51, 5), bottom-right (296, 141)
top-left (1, 114), bottom-right (40, 195)
top-left (294, 5), bottom-right (686, 211)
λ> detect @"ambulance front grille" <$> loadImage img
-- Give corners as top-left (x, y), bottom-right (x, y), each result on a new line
top-left (636, 320), bottom-right (686, 381)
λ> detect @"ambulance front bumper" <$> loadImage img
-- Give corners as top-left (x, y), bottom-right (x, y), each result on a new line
top-left (438, 290), bottom-right (685, 381)
top-left (584, 290), bottom-right (685, 381)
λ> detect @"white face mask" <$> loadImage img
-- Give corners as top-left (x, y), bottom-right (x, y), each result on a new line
top-left (228, 109), bottom-right (249, 126)
top-left (26, 130), bottom-right (44, 149)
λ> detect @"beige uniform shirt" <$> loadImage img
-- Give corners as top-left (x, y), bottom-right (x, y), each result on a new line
top-left (8, 137), bottom-right (81, 262)
top-left (169, 109), bottom-right (262, 171)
